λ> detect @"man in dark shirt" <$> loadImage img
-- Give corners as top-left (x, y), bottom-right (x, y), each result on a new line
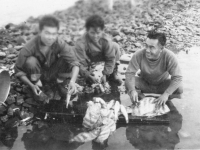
top-left (14, 15), bottom-right (80, 96)
top-left (75, 15), bottom-right (122, 85)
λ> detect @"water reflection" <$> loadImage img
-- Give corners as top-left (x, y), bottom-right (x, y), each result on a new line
top-left (126, 101), bottom-right (182, 150)
top-left (0, 78), bottom-right (182, 150)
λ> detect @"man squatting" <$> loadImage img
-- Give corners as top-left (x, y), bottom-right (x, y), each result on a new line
top-left (14, 15), bottom-right (183, 106)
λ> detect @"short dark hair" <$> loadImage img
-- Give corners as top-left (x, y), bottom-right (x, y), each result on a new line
top-left (147, 31), bottom-right (166, 46)
top-left (85, 15), bottom-right (105, 30)
top-left (39, 15), bottom-right (59, 31)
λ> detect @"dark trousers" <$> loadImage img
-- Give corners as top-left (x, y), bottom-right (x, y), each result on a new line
top-left (135, 76), bottom-right (183, 96)
top-left (24, 56), bottom-right (73, 83)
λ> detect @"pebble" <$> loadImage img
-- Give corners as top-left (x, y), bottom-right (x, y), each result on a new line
top-left (0, 52), bottom-right (6, 57)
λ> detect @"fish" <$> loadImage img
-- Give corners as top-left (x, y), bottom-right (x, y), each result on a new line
top-left (107, 100), bottom-right (115, 109)
top-left (120, 104), bottom-right (129, 123)
top-left (65, 93), bottom-right (71, 108)
top-left (93, 97), bottom-right (107, 108)
top-left (131, 97), bottom-right (170, 117)
top-left (82, 102), bottom-right (101, 129)
top-left (114, 101), bottom-right (120, 121)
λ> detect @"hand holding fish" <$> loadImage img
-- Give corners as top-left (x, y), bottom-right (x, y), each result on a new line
top-left (31, 84), bottom-right (41, 96)
top-left (67, 80), bottom-right (76, 95)
top-left (128, 90), bottom-right (139, 104)
top-left (155, 93), bottom-right (169, 107)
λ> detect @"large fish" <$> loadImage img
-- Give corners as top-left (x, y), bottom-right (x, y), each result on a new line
top-left (114, 101), bottom-right (120, 121)
top-left (120, 104), bottom-right (129, 123)
top-left (131, 97), bottom-right (170, 117)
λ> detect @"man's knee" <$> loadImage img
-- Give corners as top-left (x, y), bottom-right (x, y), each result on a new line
top-left (174, 84), bottom-right (183, 94)
top-left (25, 56), bottom-right (39, 69)
top-left (113, 42), bottom-right (121, 61)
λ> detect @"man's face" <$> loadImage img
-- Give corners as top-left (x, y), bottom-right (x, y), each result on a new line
top-left (87, 27), bottom-right (103, 44)
top-left (40, 26), bottom-right (58, 46)
top-left (144, 38), bottom-right (162, 60)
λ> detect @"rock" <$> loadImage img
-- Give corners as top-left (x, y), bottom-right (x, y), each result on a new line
top-left (121, 28), bottom-right (135, 35)
top-left (109, 29), bottom-right (121, 37)
top-left (0, 52), bottom-right (6, 57)
top-left (16, 96), bottom-right (24, 105)
top-left (113, 35), bottom-right (123, 42)
top-left (22, 103), bottom-right (32, 108)
top-left (14, 45), bottom-right (23, 51)
top-left (25, 98), bottom-right (39, 106)
top-left (6, 96), bottom-right (15, 105)
top-left (7, 48), bottom-right (17, 54)
top-left (120, 53), bottom-right (134, 63)
top-left (0, 60), bottom-right (6, 64)
top-left (14, 36), bottom-right (26, 45)
top-left (7, 107), bottom-right (14, 116)
top-left (5, 23), bottom-right (15, 30)
top-left (4, 117), bottom-right (19, 128)
top-left (7, 54), bottom-right (17, 59)
top-left (1, 115), bottom-right (8, 122)
top-left (129, 37), bottom-right (136, 42)
top-left (134, 42), bottom-right (142, 48)
top-left (165, 13), bottom-right (173, 19)
top-left (0, 105), bottom-right (7, 115)
top-left (135, 30), bottom-right (146, 35)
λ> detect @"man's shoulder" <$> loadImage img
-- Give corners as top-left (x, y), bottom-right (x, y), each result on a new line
top-left (74, 34), bottom-right (87, 51)
top-left (101, 33), bottom-right (113, 45)
top-left (163, 48), bottom-right (177, 60)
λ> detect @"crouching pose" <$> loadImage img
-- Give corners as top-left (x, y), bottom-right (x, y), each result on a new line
top-left (75, 15), bottom-right (122, 85)
top-left (125, 31), bottom-right (183, 106)
top-left (14, 15), bottom-right (80, 96)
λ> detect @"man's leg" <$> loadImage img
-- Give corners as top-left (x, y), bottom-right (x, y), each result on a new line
top-left (24, 56), bottom-right (42, 86)
top-left (108, 42), bottom-right (122, 84)
top-left (46, 57), bottom-right (75, 97)
top-left (135, 76), bottom-right (156, 93)
top-left (44, 57), bottom-right (73, 83)
top-left (156, 79), bottom-right (183, 99)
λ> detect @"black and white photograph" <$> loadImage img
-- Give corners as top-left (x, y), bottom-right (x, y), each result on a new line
top-left (0, 0), bottom-right (199, 149)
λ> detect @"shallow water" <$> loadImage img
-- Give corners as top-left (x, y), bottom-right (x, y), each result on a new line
top-left (1, 49), bottom-right (200, 150)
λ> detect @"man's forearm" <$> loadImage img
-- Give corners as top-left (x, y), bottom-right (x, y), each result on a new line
top-left (164, 76), bottom-right (182, 95)
top-left (19, 76), bottom-right (34, 88)
top-left (70, 66), bottom-right (79, 82)
top-left (125, 73), bottom-right (136, 93)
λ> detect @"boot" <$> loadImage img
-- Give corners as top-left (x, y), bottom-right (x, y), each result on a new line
top-left (107, 63), bottom-right (123, 85)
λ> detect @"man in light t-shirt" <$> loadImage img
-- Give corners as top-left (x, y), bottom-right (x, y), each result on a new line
top-left (125, 31), bottom-right (183, 106)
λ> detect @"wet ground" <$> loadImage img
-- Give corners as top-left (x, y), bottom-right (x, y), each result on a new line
top-left (1, 49), bottom-right (200, 150)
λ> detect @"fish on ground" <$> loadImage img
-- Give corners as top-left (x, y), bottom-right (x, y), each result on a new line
top-left (131, 97), bottom-right (170, 117)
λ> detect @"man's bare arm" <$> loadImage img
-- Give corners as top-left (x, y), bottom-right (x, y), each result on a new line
top-left (70, 66), bottom-right (79, 82)
top-left (125, 73), bottom-right (136, 93)
top-left (19, 76), bottom-right (40, 95)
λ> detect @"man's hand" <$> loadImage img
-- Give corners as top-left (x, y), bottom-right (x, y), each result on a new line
top-left (101, 75), bottom-right (107, 84)
top-left (128, 90), bottom-right (139, 104)
top-left (68, 81), bottom-right (76, 95)
top-left (31, 84), bottom-right (41, 96)
top-left (88, 75), bottom-right (99, 84)
top-left (156, 93), bottom-right (169, 107)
